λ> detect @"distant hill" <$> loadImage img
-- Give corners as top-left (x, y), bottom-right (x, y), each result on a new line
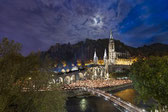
top-left (41, 39), bottom-right (168, 63)
top-left (135, 43), bottom-right (168, 57)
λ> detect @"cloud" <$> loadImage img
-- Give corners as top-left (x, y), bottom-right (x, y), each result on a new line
top-left (118, 0), bottom-right (168, 47)
top-left (0, 0), bottom-right (167, 55)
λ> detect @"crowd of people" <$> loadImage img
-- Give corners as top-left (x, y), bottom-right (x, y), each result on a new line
top-left (63, 79), bottom-right (132, 90)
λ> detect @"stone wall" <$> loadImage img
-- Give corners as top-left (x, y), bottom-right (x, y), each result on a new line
top-left (108, 65), bottom-right (130, 73)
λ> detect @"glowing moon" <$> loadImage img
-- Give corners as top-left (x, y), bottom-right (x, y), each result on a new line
top-left (91, 14), bottom-right (103, 28)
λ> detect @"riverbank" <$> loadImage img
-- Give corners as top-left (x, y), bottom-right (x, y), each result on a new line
top-left (64, 79), bottom-right (132, 89)
top-left (98, 83), bottom-right (132, 92)
top-left (66, 83), bottom-right (132, 97)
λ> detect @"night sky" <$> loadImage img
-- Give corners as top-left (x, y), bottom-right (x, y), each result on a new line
top-left (0, 0), bottom-right (168, 55)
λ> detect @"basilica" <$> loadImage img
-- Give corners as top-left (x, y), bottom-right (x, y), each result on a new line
top-left (93, 30), bottom-right (132, 73)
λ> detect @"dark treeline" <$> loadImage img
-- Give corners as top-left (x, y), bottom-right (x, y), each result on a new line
top-left (0, 38), bottom-right (66, 112)
top-left (41, 38), bottom-right (168, 63)
top-left (130, 56), bottom-right (168, 111)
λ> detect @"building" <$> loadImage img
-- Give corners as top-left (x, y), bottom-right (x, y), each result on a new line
top-left (93, 30), bottom-right (132, 73)
top-left (108, 30), bottom-right (117, 65)
top-left (105, 30), bottom-right (131, 73)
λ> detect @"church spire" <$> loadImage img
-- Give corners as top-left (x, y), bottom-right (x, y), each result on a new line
top-left (104, 49), bottom-right (107, 65)
top-left (94, 50), bottom-right (97, 58)
top-left (108, 30), bottom-right (116, 64)
top-left (93, 50), bottom-right (98, 64)
top-left (103, 49), bottom-right (107, 60)
top-left (110, 30), bottom-right (113, 39)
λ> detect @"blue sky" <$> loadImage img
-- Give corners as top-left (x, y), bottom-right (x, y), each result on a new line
top-left (0, 0), bottom-right (168, 55)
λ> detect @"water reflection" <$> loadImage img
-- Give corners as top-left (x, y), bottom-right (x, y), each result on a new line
top-left (114, 88), bottom-right (137, 104)
top-left (113, 88), bottom-right (154, 110)
top-left (66, 87), bottom-right (155, 112)
top-left (80, 98), bottom-right (87, 111)
top-left (66, 96), bottom-right (121, 112)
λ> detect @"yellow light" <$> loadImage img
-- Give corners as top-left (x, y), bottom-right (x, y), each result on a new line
top-left (62, 61), bottom-right (67, 67)
top-left (80, 98), bottom-right (87, 111)
top-left (61, 69), bottom-right (66, 73)
top-left (66, 69), bottom-right (70, 72)
top-left (98, 60), bottom-right (104, 65)
top-left (115, 58), bottom-right (137, 65)
top-left (77, 60), bottom-right (81, 66)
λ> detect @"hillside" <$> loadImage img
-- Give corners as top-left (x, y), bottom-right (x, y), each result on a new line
top-left (41, 39), bottom-right (168, 63)
top-left (135, 43), bottom-right (168, 57)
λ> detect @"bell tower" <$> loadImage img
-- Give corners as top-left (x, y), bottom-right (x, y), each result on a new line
top-left (108, 30), bottom-right (116, 64)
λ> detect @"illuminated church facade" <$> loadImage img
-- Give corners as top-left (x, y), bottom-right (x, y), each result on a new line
top-left (93, 30), bottom-right (133, 73)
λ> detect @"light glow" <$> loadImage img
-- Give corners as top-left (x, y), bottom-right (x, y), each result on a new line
top-left (91, 14), bottom-right (104, 28)
top-left (80, 98), bottom-right (87, 111)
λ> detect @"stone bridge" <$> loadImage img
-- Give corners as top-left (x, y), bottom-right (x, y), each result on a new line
top-left (53, 66), bottom-right (109, 84)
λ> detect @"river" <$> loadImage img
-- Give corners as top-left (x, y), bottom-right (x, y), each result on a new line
top-left (66, 88), bottom-right (151, 112)
top-left (66, 96), bottom-right (121, 112)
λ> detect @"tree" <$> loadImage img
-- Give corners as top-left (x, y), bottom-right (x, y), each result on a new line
top-left (0, 38), bottom-right (23, 112)
top-left (129, 56), bottom-right (168, 112)
top-left (0, 37), bottom-right (21, 57)
top-left (0, 38), bottom-right (67, 112)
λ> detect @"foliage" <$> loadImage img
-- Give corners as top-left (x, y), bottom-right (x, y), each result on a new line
top-left (0, 38), bottom-right (67, 112)
top-left (129, 56), bottom-right (168, 111)
top-left (0, 37), bottom-right (22, 57)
